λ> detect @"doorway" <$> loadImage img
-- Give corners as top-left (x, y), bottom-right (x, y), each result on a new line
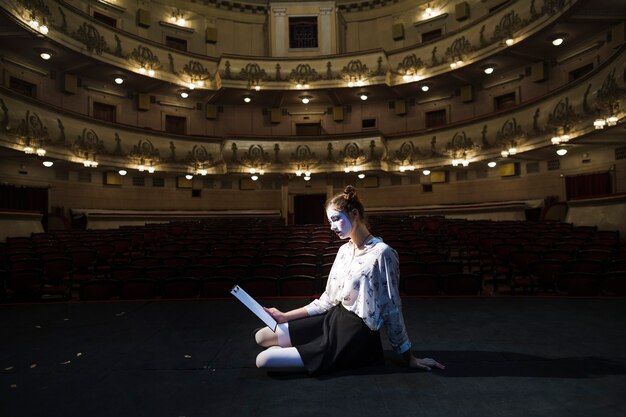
top-left (293, 194), bottom-right (326, 225)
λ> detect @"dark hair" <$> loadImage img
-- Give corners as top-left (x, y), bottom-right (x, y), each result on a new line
top-left (327, 185), bottom-right (366, 220)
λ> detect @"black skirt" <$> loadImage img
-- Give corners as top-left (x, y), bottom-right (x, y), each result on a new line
top-left (289, 304), bottom-right (384, 375)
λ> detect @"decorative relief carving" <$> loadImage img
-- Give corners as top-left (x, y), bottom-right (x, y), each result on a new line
top-left (182, 60), bottom-right (212, 85)
top-left (129, 45), bottom-right (162, 72)
top-left (18, 111), bottom-right (50, 147)
top-left (445, 131), bottom-right (478, 160)
top-left (129, 139), bottom-right (160, 161)
top-left (492, 11), bottom-right (525, 42)
top-left (74, 22), bottom-right (109, 55)
top-left (289, 64), bottom-right (321, 84)
top-left (495, 118), bottom-right (526, 150)
top-left (444, 36), bottom-right (474, 63)
top-left (241, 144), bottom-right (271, 171)
top-left (341, 60), bottom-right (369, 83)
top-left (339, 142), bottom-right (367, 168)
top-left (72, 128), bottom-right (107, 156)
top-left (290, 145), bottom-right (318, 170)
top-left (547, 98), bottom-right (582, 131)
top-left (238, 63), bottom-right (268, 86)
top-left (396, 54), bottom-right (424, 76)
top-left (186, 145), bottom-right (215, 168)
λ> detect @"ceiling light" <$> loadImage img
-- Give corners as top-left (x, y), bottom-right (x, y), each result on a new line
top-left (39, 51), bottom-right (52, 60)
top-left (254, 85), bottom-right (261, 91)
top-left (114, 77), bottom-right (124, 85)
top-left (483, 66), bottom-right (495, 74)
top-left (23, 146), bottom-right (34, 154)
top-left (147, 166), bottom-right (155, 173)
top-left (501, 150), bottom-right (509, 158)
top-left (243, 96), bottom-right (251, 103)
top-left (304, 175), bottom-right (311, 181)
top-left (505, 38), bottom-right (514, 46)
top-left (359, 92), bottom-right (368, 101)
top-left (39, 25), bottom-right (49, 35)
top-left (187, 83), bottom-right (195, 90)
top-left (422, 169), bottom-right (431, 176)
top-left (185, 174), bottom-right (193, 180)
top-left (180, 91), bottom-right (189, 98)
top-left (487, 161), bottom-right (497, 168)
top-left (251, 175), bottom-right (259, 181)
top-left (118, 169), bottom-right (127, 176)
top-left (508, 147), bottom-right (517, 155)
top-left (347, 81), bottom-right (354, 87)
top-left (147, 69), bottom-right (155, 77)
top-left (42, 161), bottom-right (53, 167)
top-left (556, 148), bottom-right (568, 156)
top-left (300, 95), bottom-right (311, 104)
top-left (357, 173), bottom-right (365, 179)
top-left (551, 34), bottom-right (566, 46)
top-left (421, 85), bottom-right (429, 92)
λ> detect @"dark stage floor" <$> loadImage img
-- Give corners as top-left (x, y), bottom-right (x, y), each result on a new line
top-left (1, 296), bottom-right (625, 417)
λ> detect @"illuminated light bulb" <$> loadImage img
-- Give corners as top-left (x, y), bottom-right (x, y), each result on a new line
top-left (187, 83), bottom-right (195, 90)
top-left (147, 166), bottom-right (155, 173)
top-left (185, 174), bottom-right (193, 180)
top-left (303, 84), bottom-right (309, 89)
top-left (402, 74), bottom-right (410, 81)
top-left (344, 167), bottom-right (350, 173)
top-left (29, 19), bottom-right (39, 29)
top-left (462, 160), bottom-right (470, 167)
top-left (254, 85), bottom-right (260, 91)
top-left (36, 148), bottom-right (46, 156)
top-left (249, 168), bottom-right (256, 174)
top-left (24, 146), bottom-right (34, 154)
top-left (413, 74), bottom-right (421, 81)
top-left (301, 97), bottom-right (310, 104)
top-left (484, 67), bottom-right (494, 74)
top-left (508, 148), bottom-right (517, 155)
top-left (399, 166), bottom-right (406, 172)
top-left (196, 80), bottom-right (204, 87)
top-left (139, 67), bottom-right (146, 74)
top-left (360, 93), bottom-right (368, 101)
top-left (138, 165), bottom-right (145, 172)
top-left (251, 175), bottom-right (259, 181)
top-left (296, 83), bottom-right (302, 89)
top-left (408, 165), bottom-right (415, 171)
top-left (560, 134), bottom-right (570, 143)
top-left (556, 148), bottom-right (568, 156)
top-left (456, 60), bottom-right (463, 66)
top-left (259, 169), bottom-right (265, 175)
top-left (452, 159), bottom-right (460, 167)
top-left (422, 169), bottom-right (431, 176)
top-left (39, 25), bottom-right (49, 35)
top-left (505, 38), bottom-right (514, 46)
top-left (501, 150), bottom-right (509, 158)
top-left (488, 161), bottom-right (497, 168)
top-left (148, 69), bottom-right (155, 77)
top-left (295, 170), bottom-right (302, 176)
top-left (304, 175), bottom-right (311, 181)
top-left (198, 169), bottom-right (207, 176)
top-left (177, 18), bottom-right (185, 26)
top-left (421, 85), bottom-right (429, 92)
top-left (83, 160), bottom-right (91, 167)
top-left (358, 173), bottom-right (365, 179)
top-left (119, 170), bottom-right (127, 176)
top-left (42, 161), bottom-right (53, 167)
top-left (304, 171), bottom-right (311, 177)
top-left (552, 37), bottom-right (564, 46)
top-left (91, 161), bottom-right (98, 168)
top-left (180, 91), bottom-right (189, 98)
top-left (356, 80), bottom-right (364, 87)
top-left (114, 77), bottom-right (124, 85)
top-left (607, 116), bottom-right (618, 126)
top-left (593, 119), bottom-right (606, 129)
top-left (243, 96), bottom-right (251, 103)
top-left (450, 62), bottom-right (457, 69)
top-left (347, 81), bottom-right (354, 87)
top-left (40, 52), bottom-right (51, 60)
top-left (551, 136), bottom-right (561, 145)
top-left (352, 166), bottom-right (359, 172)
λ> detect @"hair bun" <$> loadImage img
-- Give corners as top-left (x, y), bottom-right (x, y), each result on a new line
top-left (343, 185), bottom-right (357, 200)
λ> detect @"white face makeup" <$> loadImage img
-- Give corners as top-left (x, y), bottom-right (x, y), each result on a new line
top-left (326, 208), bottom-right (352, 239)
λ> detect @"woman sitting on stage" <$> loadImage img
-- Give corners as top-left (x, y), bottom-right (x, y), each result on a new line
top-left (254, 185), bottom-right (444, 375)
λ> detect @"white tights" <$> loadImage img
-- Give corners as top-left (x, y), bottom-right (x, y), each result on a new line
top-left (255, 323), bottom-right (305, 370)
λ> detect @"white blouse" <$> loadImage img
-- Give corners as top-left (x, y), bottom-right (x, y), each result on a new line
top-left (305, 236), bottom-right (412, 354)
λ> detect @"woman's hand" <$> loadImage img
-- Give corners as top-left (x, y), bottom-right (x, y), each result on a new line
top-left (408, 355), bottom-right (445, 371)
top-left (264, 307), bottom-right (289, 324)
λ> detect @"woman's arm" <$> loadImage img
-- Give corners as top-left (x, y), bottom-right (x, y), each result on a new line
top-left (264, 306), bottom-right (309, 324)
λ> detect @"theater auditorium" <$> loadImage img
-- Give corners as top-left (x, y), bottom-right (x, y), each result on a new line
top-left (1, 0), bottom-right (625, 415)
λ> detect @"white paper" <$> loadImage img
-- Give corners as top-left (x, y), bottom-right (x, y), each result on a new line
top-left (230, 285), bottom-right (277, 332)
